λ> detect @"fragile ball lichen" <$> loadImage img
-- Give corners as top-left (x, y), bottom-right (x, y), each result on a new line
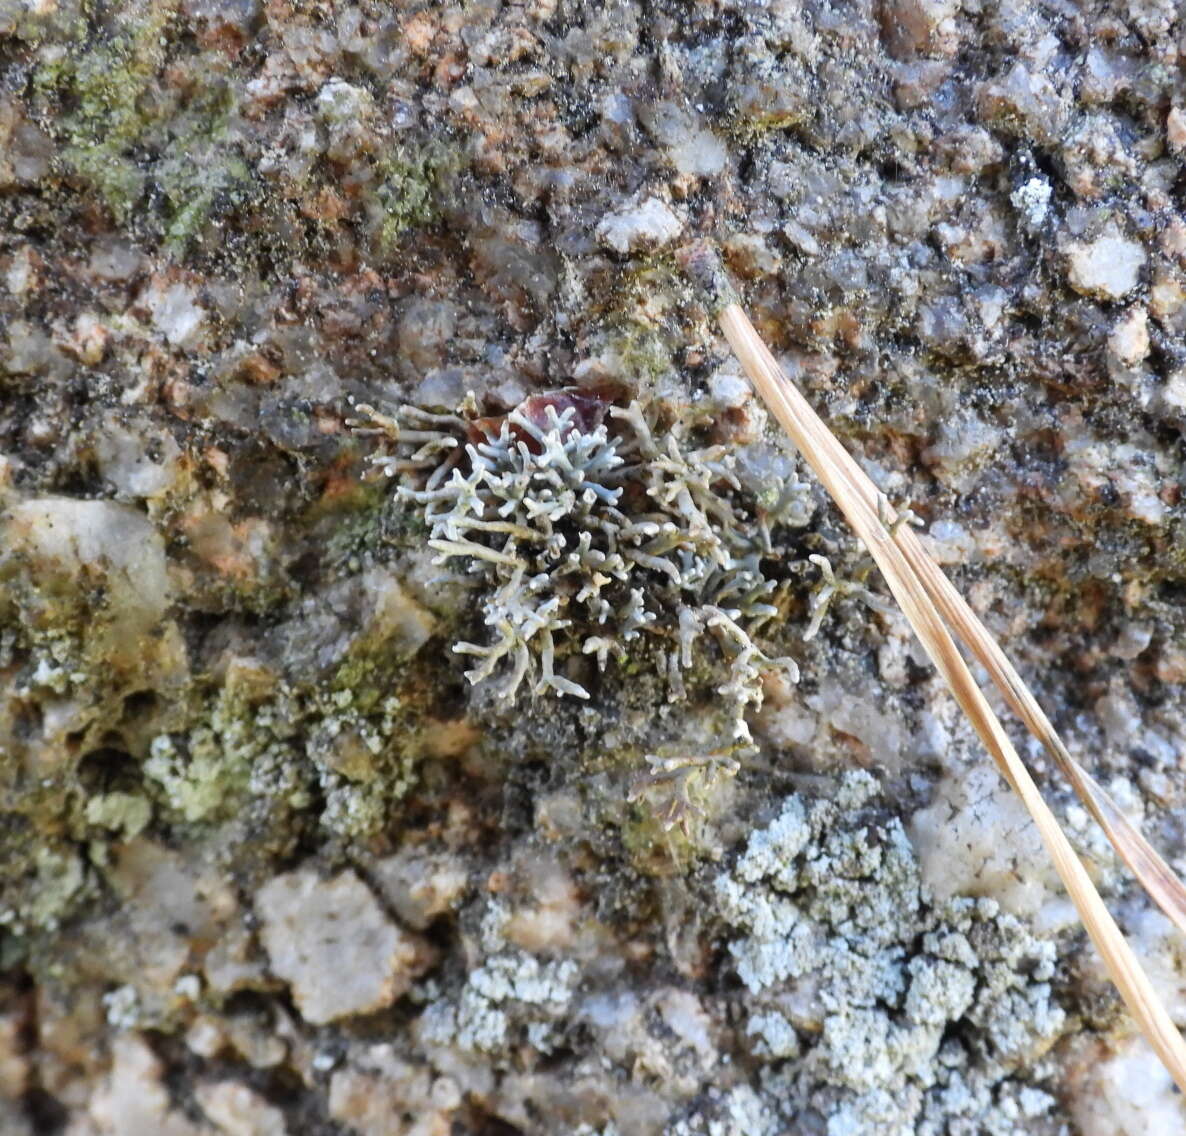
top-left (356, 390), bottom-right (813, 748)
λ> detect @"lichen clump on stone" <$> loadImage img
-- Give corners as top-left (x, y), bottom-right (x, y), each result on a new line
top-left (359, 391), bottom-right (810, 746)
top-left (717, 772), bottom-right (1070, 1136)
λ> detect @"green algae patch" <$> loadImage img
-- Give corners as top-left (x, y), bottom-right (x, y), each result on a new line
top-left (375, 146), bottom-right (444, 250)
top-left (34, 5), bottom-right (173, 221)
top-left (33, 7), bottom-right (252, 249)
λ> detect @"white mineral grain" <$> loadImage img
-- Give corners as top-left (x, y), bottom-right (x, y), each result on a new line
top-left (315, 77), bottom-right (374, 126)
top-left (908, 764), bottom-right (1062, 924)
top-left (327, 1044), bottom-right (460, 1136)
top-left (708, 369), bottom-right (751, 409)
top-left (371, 849), bottom-right (469, 931)
top-left (578, 989), bottom-right (642, 1065)
top-left (1064, 228), bottom-right (1146, 300)
top-left (503, 857), bottom-right (584, 952)
top-left (667, 125), bottom-right (727, 178)
top-left (757, 693), bottom-right (817, 750)
top-left (813, 681), bottom-right (908, 770)
top-left (219, 1015), bottom-right (288, 1070)
top-left (1158, 368), bottom-right (1186, 419)
top-left (145, 278), bottom-right (207, 347)
top-left (1094, 682), bottom-right (1143, 750)
top-left (918, 519), bottom-right (977, 565)
top-left (1149, 270), bottom-right (1186, 321)
top-left (1111, 620), bottom-right (1153, 661)
top-left (5, 245), bottom-right (37, 295)
top-left (359, 566), bottom-right (437, 658)
top-left (3, 496), bottom-right (170, 622)
top-left (256, 868), bottom-right (430, 1025)
top-left (782, 218), bottom-right (821, 256)
top-left (1169, 106), bottom-right (1186, 153)
top-left (1071, 1037), bottom-right (1186, 1135)
top-left (195, 1081), bottom-right (288, 1136)
top-left (93, 410), bottom-right (184, 499)
top-left (3, 319), bottom-right (59, 377)
top-left (1107, 305), bottom-right (1150, 367)
top-left (975, 282), bottom-right (1008, 328)
top-left (102, 840), bottom-right (237, 1001)
top-left (203, 921), bottom-right (268, 996)
top-left (922, 412), bottom-right (1004, 490)
top-left (655, 989), bottom-right (716, 1068)
top-left (87, 238), bottom-right (142, 282)
top-left (185, 1017), bottom-right (226, 1060)
top-left (595, 196), bottom-right (684, 254)
top-left (88, 1033), bottom-right (202, 1136)
top-left (398, 297), bottom-right (457, 374)
top-left (66, 310), bottom-right (109, 365)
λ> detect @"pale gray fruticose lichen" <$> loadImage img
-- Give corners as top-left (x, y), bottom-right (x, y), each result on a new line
top-left (355, 394), bottom-right (811, 753)
top-left (802, 552), bottom-right (897, 642)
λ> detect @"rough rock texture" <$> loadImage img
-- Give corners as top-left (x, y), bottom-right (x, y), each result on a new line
top-left (2, 1), bottom-right (1186, 1133)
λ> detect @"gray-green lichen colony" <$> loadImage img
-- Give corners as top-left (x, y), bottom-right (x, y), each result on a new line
top-left (358, 394), bottom-right (810, 743)
top-left (716, 773), bottom-right (1068, 1135)
top-left (2, 0), bottom-right (1186, 1132)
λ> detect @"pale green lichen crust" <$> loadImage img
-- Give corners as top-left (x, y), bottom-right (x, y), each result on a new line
top-left (713, 772), bottom-right (1069, 1136)
top-left (404, 772), bottom-right (1074, 1136)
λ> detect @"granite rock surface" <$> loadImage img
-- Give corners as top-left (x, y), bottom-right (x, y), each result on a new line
top-left (2, 1), bottom-right (1186, 1132)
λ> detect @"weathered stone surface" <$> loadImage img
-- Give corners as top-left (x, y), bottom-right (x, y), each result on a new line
top-left (2, 0), bottom-right (1185, 1131)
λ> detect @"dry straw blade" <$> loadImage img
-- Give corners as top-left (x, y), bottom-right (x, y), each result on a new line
top-left (679, 244), bottom-right (1186, 1093)
top-left (891, 518), bottom-right (1186, 940)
